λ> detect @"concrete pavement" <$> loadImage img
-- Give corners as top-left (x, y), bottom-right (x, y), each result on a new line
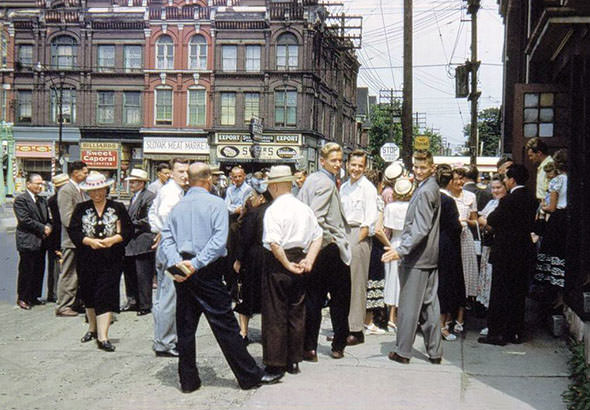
top-left (0, 301), bottom-right (569, 410)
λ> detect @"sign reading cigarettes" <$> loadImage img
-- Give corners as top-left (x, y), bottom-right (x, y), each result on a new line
top-left (80, 142), bottom-right (119, 169)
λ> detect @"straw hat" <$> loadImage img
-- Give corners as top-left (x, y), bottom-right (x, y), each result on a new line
top-left (51, 173), bottom-right (69, 188)
top-left (210, 166), bottom-right (224, 175)
top-left (394, 177), bottom-right (415, 199)
top-left (125, 168), bottom-right (149, 182)
top-left (384, 162), bottom-right (404, 184)
top-left (79, 171), bottom-right (114, 191)
top-left (265, 165), bottom-right (297, 184)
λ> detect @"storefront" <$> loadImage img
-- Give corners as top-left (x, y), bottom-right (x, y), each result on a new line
top-left (14, 141), bottom-right (55, 192)
top-left (142, 136), bottom-right (210, 179)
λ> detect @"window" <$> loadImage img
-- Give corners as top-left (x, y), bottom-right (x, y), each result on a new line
top-left (188, 35), bottom-right (207, 70)
top-left (275, 90), bottom-right (297, 126)
top-left (220, 92), bottom-right (235, 125)
top-left (97, 91), bottom-right (115, 124)
top-left (123, 92), bottom-right (141, 125)
top-left (51, 88), bottom-right (76, 124)
top-left (245, 45), bottom-right (261, 72)
top-left (276, 33), bottom-right (298, 70)
top-left (222, 45), bottom-right (237, 72)
top-left (523, 92), bottom-right (555, 138)
top-left (0, 89), bottom-right (6, 121)
top-left (124, 45), bottom-right (142, 72)
top-left (156, 35), bottom-right (174, 70)
top-left (17, 91), bottom-right (32, 123)
top-left (51, 36), bottom-right (77, 70)
top-left (188, 88), bottom-right (206, 126)
top-left (97, 45), bottom-right (115, 72)
top-left (18, 45), bottom-right (33, 68)
top-left (0, 32), bottom-right (7, 68)
top-left (244, 93), bottom-right (259, 122)
top-left (155, 88), bottom-right (173, 125)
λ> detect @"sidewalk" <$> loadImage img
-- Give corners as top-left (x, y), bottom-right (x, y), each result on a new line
top-left (0, 200), bottom-right (16, 232)
top-left (0, 302), bottom-right (569, 410)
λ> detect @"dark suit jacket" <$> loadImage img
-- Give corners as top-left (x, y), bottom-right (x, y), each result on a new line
top-left (463, 182), bottom-right (493, 212)
top-left (46, 193), bottom-right (62, 252)
top-left (125, 188), bottom-right (156, 256)
top-left (14, 191), bottom-right (51, 252)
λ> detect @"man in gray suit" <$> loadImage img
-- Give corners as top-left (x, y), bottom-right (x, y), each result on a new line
top-left (298, 142), bottom-right (352, 360)
top-left (55, 161), bottom-right (88, 317)
top-left (382, 151), bottom-right (442, 364)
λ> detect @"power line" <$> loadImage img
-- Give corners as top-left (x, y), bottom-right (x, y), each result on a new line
top-left (378, 0), bottom-right (397, 91)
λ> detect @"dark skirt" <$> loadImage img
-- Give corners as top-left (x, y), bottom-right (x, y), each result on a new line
top-left (234, 246), bottom-right (266, 316)
top-left (78, 249), bottom-right (123, 316)
top-left (438, 234), bottom-right (466, 314)
top-left (534, 209), bottom-right (567, 289)
top-left (366, 237), bottom-right (385, 309)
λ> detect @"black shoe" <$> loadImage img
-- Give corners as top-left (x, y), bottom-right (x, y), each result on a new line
top-left (31, 298), bottom-right (46, 306)
top-left (346, 332), bottom-right (364, 346)
top-left (81, 331), bottom-right (97, 343)
top-left (478, 336), bottom-right (507, 346)
top-left (155, 348), bottom-right (179, 357)
top-left (72, 303), bottom-right (86, 313)
top-left (260, 371), bottom-right (283, 385)
top-left (121, 303), bottom-right (138, 312)
top-left (97, 340), bottom-right (115, 352)
top-left (136, 309), bottom-right (151, 316)
top-left (286, 362), bottom-right (300, 374)
top-left (429, 357), bottom-right (442, 364)
top-left (46, 297), bottom-right (57, 303)
top-left (388, 352), bottom-right (410, 364)
top-left (181, 384), bottom-right (201, 394)
top-left (242, 335), bottom-right (250, 345)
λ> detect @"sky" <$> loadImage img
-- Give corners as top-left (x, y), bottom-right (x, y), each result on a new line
top-left (338, 0), bottom-right (505, 147)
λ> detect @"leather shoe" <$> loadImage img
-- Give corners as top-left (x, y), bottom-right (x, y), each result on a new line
top-left (55, 307), bottom-right (78, 317)
top-left (181, 384), bottom-right (201, 393)
top-left (17, 300), bottom-right (31, 310)
top-left (388, 352), bottom-right (410, 364)
top-left (46, 296), bottom-right (57, 303)
top-left (303, 350), bottom-right (318, 362)
top-left (155, 348), bottom-right (179, 358)
top-left (81, 331), bottom-right (97, 343)
top-left (260, 371), bottom-right (283, 385)
top-left (121, 303), bottom-right (138, 312)
top-left (477, 336), bottom-right (506, 346)
top-left (136, 309), bottom-right (151, 316)
top-left (429, 357), bottom-right (442, 364)
top-left (346, 333), bottom-right (364, 346)
top-left (31, 298), bottom-right (46, 306)
top-left (96, 340), bottom-right (115, 352)
top-left (286, 362), bottom-right (300, 374)
top-left (331, 349), bottom-right (344, 359)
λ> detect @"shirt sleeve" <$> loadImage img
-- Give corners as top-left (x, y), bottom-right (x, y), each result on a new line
top-left (362, 184), bottom-right (379, 235)
top-left (225, 187), bottom-right (237, 212)
top-left (148, 193), bottom-right (163, 233)
top-left (262, 208), bottom-right (282, 250)
top-left (160, 210), bottom-right (181, 268)
top-left (191, 203), bottom-right (229, 270)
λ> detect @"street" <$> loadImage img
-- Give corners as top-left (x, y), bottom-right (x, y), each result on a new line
top-left (0, 231), bottom-right (18, 304)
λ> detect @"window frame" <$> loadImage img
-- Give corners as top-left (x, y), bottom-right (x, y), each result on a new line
top-left (96, 91), bottom-right (115, 124)
top-left (220, 92), bottom-right (236, 126)
top-left (221, 45), bottom-right (237, 72)
top-left (274, 89), bottom-right (297, 127)
top-left (17, 90), bottom-right (32, 123)
top-left (18, 45), bottom-right (33, 68)
top-left (50, 36), bottom-right (78, 70)
top-left (245, 45), bottom-right (261, 72)
top-left (123, 91), bottom-right (141, 125)
top-left (276, 33), bottom-right (298, 71)
top-left (50, 88), bottom-right (76, 124)
top-left (244, 92), bottom-right (260, 123)
top-left (155, 88), bottom-right (173, 125)
top-left (155, 35), bottom-right (174, 70)
top-left (124, 45), bottom-right (143, 73)
top-left (188, 35), bottom-right (208, 70)
top-left (187, 88), bottom-right (207, 127)
top-left (97, 45), bottom-right (116, 73)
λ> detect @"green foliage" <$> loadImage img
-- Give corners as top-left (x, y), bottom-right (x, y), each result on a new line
top-left (419, 128), bottom-right (443, 156)
top-left (562, 340), bottom-right (590, 410)
top-left (464, 107), bottom-right (502, 156)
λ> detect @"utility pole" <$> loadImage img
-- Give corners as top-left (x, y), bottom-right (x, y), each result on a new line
top-left (467, 0), bottom-right (480, 166)
top-left (401, 0), bottom-right (413, 169)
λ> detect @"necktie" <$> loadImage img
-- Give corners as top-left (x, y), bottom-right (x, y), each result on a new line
top-left (35, 196), bottom-right (45, 222)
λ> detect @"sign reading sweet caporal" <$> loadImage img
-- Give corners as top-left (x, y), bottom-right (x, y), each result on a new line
top-left (80, 142), bottom-right (119, 169)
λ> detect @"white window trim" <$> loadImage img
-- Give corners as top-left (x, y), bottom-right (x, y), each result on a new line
top-left (186, 86), bottom-right (206, 127)
top-left (154, 87), bottom-right (173, 125)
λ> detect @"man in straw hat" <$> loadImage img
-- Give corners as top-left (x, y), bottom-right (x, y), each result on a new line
top-left (122, 168), bottom-right (156, 316)
top-left (261, 165), bottom-right (323, 377)
top-left (45, 173), bottom-right (69, 303)
top-left (160, 162), bottom-right (283, 392)
top-left (382, 150), bottom-right (442, 364)
top-left (298, 142), bottom-right (352, 361)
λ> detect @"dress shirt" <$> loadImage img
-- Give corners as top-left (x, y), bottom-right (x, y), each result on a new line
top-left (147, 179), bottom-right (164, 195)
top-left (148, 180), bottom-right (184, 234)
top-left (263, 193), bottom-right (322, 253)
top-left (452, 189), bottom-right (477, 222)
top-left (536, 156), bottom-right (553, 200)
top-left (548, 174), bottom-right (567, 209)
top-left (320, 168), bottom-right (337, 184)
top-left (479, 198), bottom-right (499, 218)
top-left (225, 183), bottom-right (253, 213)
top-left (160, 187), bottom-right (228, 270)
top-left (27, 189), bottom-right (37, 203)
top-left (339, 175), bottom-right (378, 234)
top-left (69, 179), bottom-right (81, 193)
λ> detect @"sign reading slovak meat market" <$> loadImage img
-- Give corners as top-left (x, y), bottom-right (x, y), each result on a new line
top-left (80, 142), bottom-right (119, 169)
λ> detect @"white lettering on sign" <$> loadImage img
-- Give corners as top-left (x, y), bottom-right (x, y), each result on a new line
top-left (380, 143), bottom-right (400, 162)
top-left (143, 137), bottom-right (210, 154)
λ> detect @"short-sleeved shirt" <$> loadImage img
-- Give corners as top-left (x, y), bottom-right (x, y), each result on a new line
top-left (453, 189), bottom-right (477, 221)
top-left (548, 173), bottom-right (567, 209)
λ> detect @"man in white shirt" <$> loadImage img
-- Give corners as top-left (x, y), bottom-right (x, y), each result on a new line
top-left (525, 137), bottom-right (553, 201)
top-left (339, 150), bottom-right (378, 345)
top-left (262, 165), bottom-right (323, 376)
top-left (149, 158), bottom-right (189, 357)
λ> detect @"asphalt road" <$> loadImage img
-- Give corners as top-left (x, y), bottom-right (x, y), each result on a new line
top-left (0, 231), bottom-right (17, 303)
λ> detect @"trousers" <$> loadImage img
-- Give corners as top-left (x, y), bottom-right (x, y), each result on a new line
top-left (123, 253), bottom-right (155, 310)
top-left (152, 247), bottom-right (177, 352)
top-left (348, 227), bottom-right (372, 332)
top-left (46, 250), bottom-right (60, 301)
top-left (17, 250), bottom-right (45, 303)
top-left (56, 248), bottom-right (78, 312)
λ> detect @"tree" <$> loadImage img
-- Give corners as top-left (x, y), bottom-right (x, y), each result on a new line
top-left (464, 107), bottom-right (501, 157)
top-left (368, 103), bottom-right (403, 170)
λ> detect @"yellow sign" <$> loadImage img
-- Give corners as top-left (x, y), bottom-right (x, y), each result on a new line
top-left (414, 136), bottom-right (430, 150)
top-left (80, 142), bottom-right (120, 150)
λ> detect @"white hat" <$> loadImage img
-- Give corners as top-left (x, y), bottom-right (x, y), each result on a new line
top-left (266, 165), bottom-right (297, 184)
top-left (384, 162), bottom-right (404, 183)
top-left (79, 171), bottom-right (114, 191)
top-left (125, 168), bottom-right (149, 182)
top-left (394, 177), bottom-right (415, 199)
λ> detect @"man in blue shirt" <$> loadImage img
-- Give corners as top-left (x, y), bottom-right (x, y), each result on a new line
top-left (160, 162), bottom-right (282, 393)
top-left (225, 166), bottom-right (253, 215)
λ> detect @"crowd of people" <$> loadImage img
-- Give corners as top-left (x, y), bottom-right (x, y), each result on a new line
top-left (12, 136), bottom-right (568, 391)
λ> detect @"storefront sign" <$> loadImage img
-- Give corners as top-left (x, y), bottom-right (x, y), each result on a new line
top-left (80, 142), bottom-right (119, 169)
top-left (216, 145), bottom-right (301, 161)
top-left (143, 137), bottom-right (209, 155)
top-left (215, 133), bottom-right (302, 145)
top-left (15, 142), bottom-right (54, 158)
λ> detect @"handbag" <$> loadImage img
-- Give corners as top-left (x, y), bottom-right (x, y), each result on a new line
top-left (473, 222), bottom-right (482, 256)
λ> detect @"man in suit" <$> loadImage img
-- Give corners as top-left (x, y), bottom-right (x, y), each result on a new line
top-left (382, 151), bottom-right (442, 364)
top-left (122, 168), bottom-right (156, 316)
top-left (55, 161), bottom-right (88, 317)
top-left (463, 165), bottom-right (492, 212)
top-left (14, 173), bottom-right (52, 310)
top-left (298, 142), bottom-right (352, 360)
top-left (479, 164), bottom-right (538, 345)
top-left (45, 173), bottom-right (69, 303)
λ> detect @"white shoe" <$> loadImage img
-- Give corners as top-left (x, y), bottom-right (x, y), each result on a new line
top-left (454, 321), bottom-right (464, 334)
top-left (441, 323), bottom-right (457, 341)
top-left (479, 327), bottom-right (488, 336)
top-left (364, 323), bottom-right (386, 335)
top-left (387, 321), bottom-right (397, 333)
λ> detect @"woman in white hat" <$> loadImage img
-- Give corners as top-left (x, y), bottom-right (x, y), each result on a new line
top-left (67, 172), bottom-right (133, 352)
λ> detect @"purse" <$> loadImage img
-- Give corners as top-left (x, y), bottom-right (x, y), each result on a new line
top-left (473, 222), bottom-right (482, 256)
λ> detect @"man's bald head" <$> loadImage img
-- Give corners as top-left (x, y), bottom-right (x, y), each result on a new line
top-left (188, 162), bottom-right (212, 187)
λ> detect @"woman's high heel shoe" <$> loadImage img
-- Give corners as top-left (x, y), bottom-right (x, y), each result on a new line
top-left (81, 331), bottom-right (97, 343)
top-left (96, 339), bottom-right (115, 352)
top-left (442, 322), bottom-right (457, 341)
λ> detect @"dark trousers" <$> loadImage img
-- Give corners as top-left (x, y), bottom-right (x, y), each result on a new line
top-left (261, 250), bottom-right (306, 367)
top-left (47, 250), bottom-right (60, 301)
top-left (17, 250), bottom-right (45, 303)
top-left (123, 253), bottom-right (155, 310)
top-left (304, 243), bottom-right (351, 352)
top-left (174, 262), bottom-right (262, 391)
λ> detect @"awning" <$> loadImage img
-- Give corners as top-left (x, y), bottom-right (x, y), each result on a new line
top-left (13, 126), bottom-right (81, 142)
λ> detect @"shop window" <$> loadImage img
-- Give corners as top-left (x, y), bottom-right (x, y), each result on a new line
top-left (245, 45), bottom-right (261, 72)
top-left (222, 45), bottom-right (237, 72)
top-left (0, 89), bottom-right (6, 122)
top-left (18, 45), bottom-right (33, 68)
top-left (155, 88), bottom-right (173, 125)
top-left (23, 159), bottom-right (52, 173)
top-left (124, 45), bottom-right (142, 73)
top-left (17, 91), bottom-right (32, 123)
top-left (188, 35), bottom-right (207, 70)
top-left (220, 92), bottom-right (235, 125)
top-left (97, 91), bottom-right (115, 124)
top-left (523, 92), bottom-right (555, 138)
top-left (51, 88), bottom-right (76, 124)
top-left (123, 92), bottom-right (141, 125)
top-left (244, 92), bottom-right (259, 122)
top-left (275, 89), bottom-right (297, 126)
top-left (156, 35), bottom-right (174, 70)
top-left (97, 45), bottom-right (115, 72)
top-left (51, 35), bottom-right (77, 70)
top-left (276, 33), bottom-right (298, 70)
top-left (188, 88), bottom-right (206, 126)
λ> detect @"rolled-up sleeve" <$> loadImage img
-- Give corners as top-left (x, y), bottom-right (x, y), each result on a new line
top-left (262, 209), bottom-right (281, 250)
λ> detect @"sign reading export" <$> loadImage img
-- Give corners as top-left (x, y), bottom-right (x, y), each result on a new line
top-left (215, 133), bottom-right (301, 145)
top-left (143, 137), bottom-right (210, 154)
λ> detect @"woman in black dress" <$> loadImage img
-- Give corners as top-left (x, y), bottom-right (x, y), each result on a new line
top-left (68, 172), bottom-right (132, 352)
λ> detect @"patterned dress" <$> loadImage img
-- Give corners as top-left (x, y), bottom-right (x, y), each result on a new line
top-left (366, 196), bottom-right (385, 309)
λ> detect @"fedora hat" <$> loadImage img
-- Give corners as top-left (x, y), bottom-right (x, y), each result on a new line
top-left (266, 165), bottom-right (297, 184)
top-left (394, 177), bottom-right (415, 199)
top-left (384, 162), bottom-right (404, 183)
top-left (52, 173), bottom-right (69, 188)
top-left (125, 168), bottom-right (149, 182)
top-left (79, 171), bottom-right (114, 191)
